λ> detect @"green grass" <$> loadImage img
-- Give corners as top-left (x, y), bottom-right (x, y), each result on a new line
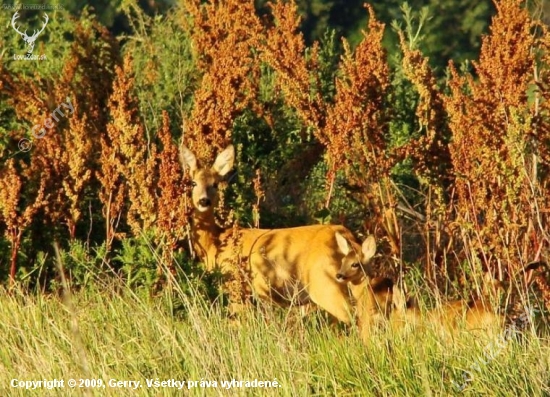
top-left (0, 280), bottom-right (549, 396)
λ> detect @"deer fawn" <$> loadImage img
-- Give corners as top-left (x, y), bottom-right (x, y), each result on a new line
top-left (389, 274), bottom-right (506, 338)
top-left (179, 143), bottom-right (388, 342)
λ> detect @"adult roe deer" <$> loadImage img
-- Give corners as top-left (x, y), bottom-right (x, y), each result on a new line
top-left (180, 143), bottom-right (388, 342)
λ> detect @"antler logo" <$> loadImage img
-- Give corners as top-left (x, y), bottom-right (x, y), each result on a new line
top-left (11, 12), bottom-right (48, 55)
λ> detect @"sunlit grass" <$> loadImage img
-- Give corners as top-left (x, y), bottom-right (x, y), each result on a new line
top-left (0, 277), bottom-right (549, 396)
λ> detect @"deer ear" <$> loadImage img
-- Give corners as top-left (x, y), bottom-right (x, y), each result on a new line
top-left (335, 232), bottom-right (350, 256)
top-left (212, 145), bottom-right (235, 177)
top-left (179, 144), bottom-right (197, 173)
top-left (361, 235), bottom-right (376, 261)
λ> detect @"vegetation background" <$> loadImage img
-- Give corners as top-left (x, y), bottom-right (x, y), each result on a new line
top-left (0, 0), bottom-right (549, 395)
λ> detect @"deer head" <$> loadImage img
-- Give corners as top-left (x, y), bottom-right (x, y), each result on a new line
top-left (334, 233), bottom-right (377, 283)
top-left (179, 144), bottom-right (235, 213)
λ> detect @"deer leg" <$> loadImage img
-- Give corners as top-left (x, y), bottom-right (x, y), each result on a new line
top-left (307, 278), bottom-right (354, 324)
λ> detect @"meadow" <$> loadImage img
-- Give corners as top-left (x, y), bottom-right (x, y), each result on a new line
top-left (1, 0), bottom-right (550, 395)
top-left (1, 274), bottom-right (549, 396)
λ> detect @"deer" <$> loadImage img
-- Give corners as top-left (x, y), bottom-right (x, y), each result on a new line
top-left (387, 275), bottom-right (505, 339)
top-left (179, 143), bottom-right (389, 342)
top-left (334, 232), bottom-right (377, 284)
top-left (389, 262), bottom-right (549, 338)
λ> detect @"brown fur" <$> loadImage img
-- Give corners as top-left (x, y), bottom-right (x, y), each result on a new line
top-left (427, 298), bottom-right (503, 337)
top-left (335, 233), bottom-right (377, 284)
top-left (389, 275), bottom-right (505, 337)
top-left (180, 144), bottom-right (384, 342)
top-left (389, 284), bottom-right (422, 330)
top-left (354, 277), bottom-right (394, 329)
top-left (390, 263), bottom-right (550, 338)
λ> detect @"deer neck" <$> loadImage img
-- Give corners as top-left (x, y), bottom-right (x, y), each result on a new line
top-left (351, 277), bottom-right (393, 341)
top-left (191, 209), bottom-right (223, 270)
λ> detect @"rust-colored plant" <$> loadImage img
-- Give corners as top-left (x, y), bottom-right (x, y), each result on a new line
top-left (156, 111), bottom-right (189, 266)
top-left (324, 6), bottom-right (393, 250)
top-left (99, 55), bottom-right (156, 240)
top-left (262, 1), bottom-right (326, 134)
top-left (1, 17), bottom-right (118, 244)
top-left (444, 0), bottom-right (549, 279)
top-left (251, 168), bottom-right (264, 229)
top-left (264, 3), bottom-right (396, 253)
top-left (397, 30), bottom-right (454, 282)
top-left (182, 0), bottom-right (263, 162)
top-left (0, 157), bottom-right (45, 284)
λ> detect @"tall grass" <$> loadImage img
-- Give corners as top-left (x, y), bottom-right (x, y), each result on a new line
top-left (0, 271), bottom-right (548, 396)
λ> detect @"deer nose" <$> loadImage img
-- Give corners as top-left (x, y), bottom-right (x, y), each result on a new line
top-left (198, 198), bottom-right (211, 207)
top-left (336, 273), bottom-right (345, 280)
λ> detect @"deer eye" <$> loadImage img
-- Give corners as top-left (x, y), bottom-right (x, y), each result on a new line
top-left (352, 263), bottom-right (360, 269)
top-left (212, 182), bottom-right (219, 189)
top-left (191, 181), bottom-right (197, 187)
